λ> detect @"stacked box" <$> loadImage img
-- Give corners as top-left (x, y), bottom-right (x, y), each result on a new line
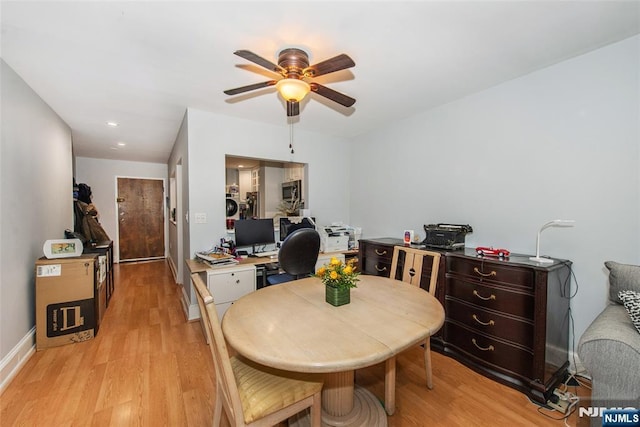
top-left (35, 255), bottom-right (98, 350)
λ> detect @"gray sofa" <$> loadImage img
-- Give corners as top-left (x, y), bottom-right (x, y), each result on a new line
top-left (577, 261), bottom-right (640, 426)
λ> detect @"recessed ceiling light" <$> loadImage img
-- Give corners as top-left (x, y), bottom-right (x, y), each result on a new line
top-left (117, 142), bottom-right (126, 147)
top-left (106, 121), bottom-right (119, 127)
top-left (238, 164), bottom-right (244, 168)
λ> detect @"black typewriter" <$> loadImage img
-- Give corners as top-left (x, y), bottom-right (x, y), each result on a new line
top-left (421, 223), bottom-right (473, 250)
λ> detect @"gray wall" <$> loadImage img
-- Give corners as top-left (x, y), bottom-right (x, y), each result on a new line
top-left (349, 35), bottom-right (640, 352)
top-left (0, 60), bottom-right (73, 382)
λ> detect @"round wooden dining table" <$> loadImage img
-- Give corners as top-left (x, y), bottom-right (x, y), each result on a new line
top-left (221, 274), bottom-right (445, 427)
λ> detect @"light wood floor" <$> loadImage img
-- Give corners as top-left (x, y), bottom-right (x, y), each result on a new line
top-left (1, 260), bottom-right (590, 426)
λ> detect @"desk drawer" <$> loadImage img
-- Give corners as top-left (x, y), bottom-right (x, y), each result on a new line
top-left (445, 298), bottom-right (533, 349)
top-left (207, 266), bottom-right (256, 304)
top-left (445, 321), bottom-right (533, 378)
top-left (447, 277), bottom-right (534, 320)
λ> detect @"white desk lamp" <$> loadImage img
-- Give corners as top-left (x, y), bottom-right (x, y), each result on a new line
top-left (529, 219), bottom-right (575, 263)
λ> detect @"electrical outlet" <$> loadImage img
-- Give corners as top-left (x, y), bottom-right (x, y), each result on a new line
top-left (194, 213), bottom-right (207, 224)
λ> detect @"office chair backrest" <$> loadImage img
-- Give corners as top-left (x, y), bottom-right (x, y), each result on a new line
top-left (278, 228), bottom-right (321, 278)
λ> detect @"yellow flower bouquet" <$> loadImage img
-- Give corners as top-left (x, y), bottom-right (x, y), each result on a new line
top-left (317, 257), bottom-right (359, 306)
top-left (316, 257), bottom-right (360, 290)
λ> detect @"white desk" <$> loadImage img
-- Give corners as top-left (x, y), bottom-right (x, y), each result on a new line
top-left (221, 275), bottom-right (445, 426)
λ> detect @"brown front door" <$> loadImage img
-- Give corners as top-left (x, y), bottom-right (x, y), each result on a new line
top-left (117, 178), bottom-right (165, 261)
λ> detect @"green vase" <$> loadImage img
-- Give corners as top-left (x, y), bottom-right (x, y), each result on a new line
top-left (325, 284), bottom-right (350, 306)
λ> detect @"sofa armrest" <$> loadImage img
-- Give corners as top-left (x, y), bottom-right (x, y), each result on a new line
top-left (577, 304), bottom-right (640, 401)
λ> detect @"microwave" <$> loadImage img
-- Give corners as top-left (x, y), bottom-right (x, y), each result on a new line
top-left (282, 180), bottom-right (301, 201)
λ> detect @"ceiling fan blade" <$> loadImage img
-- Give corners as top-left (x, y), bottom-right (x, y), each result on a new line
top-left (305, 54), bottom-right (355, 77)
top-left (234, 50), bottom-right (285, 74)
top-left (224, 80), bottom-right (277, 96)
top-left (310, 83), bottom-right (356, 108)
top-left (286, 101), bottom-right (300, 117)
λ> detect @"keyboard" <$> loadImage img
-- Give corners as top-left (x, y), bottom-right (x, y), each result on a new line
top-left (255, 250), bottom-right (279, 258)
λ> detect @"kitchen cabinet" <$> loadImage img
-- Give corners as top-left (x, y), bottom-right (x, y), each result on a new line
top-left (284, 165), bottom-right (304, 181)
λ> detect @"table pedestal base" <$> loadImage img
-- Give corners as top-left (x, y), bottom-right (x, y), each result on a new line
top-left (289, 386), bottom-right (387, 427)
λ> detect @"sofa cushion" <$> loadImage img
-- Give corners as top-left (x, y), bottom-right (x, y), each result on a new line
top-left (618, 290), bottom-right (640, 334)
top-left (605, 261), bottom-right (640, 304)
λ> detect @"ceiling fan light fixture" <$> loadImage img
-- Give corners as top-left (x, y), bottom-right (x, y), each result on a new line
top-left (276, 78), bottom-right (310, 102)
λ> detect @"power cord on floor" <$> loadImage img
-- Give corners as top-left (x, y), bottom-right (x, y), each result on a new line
top-left (529, 392), bottom-right (580, 427)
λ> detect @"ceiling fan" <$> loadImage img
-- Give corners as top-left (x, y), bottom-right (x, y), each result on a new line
top-left (223, 48), bottom-right (356, 117)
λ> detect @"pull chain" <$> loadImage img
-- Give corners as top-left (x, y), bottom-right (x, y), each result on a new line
top-left (289, 120), bottom-right (294, 154)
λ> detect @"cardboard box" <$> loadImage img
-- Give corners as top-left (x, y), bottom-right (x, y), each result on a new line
top-left (35, 255), bottom-right (97, 350)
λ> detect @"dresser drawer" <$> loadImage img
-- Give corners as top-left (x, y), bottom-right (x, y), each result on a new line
top-left (362, 258), bottom-right (392, 276)
top-left (445, 321), bottom-right (533, 378)
top-left (363, 244), bottom-right (394, 262)
top-left (445, 299), bottom-right (534, 349)
top-left (448, 256), bottom-right (534, 289)
top-left (447, 277), bottom-right (534, 320)
top-left (360, 241), bottom-right (396, 277)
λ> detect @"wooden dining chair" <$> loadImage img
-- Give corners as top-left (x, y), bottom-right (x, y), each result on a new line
top-left (384, 246), bottom-right (441, 414)
top-left (191, 273), bottom-right (323, 427)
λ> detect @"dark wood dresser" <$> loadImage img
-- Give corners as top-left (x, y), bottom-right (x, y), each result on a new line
top-left (358, 238), bottom-right (572, 404)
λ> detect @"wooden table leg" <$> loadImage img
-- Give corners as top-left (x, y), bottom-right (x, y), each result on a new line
top-left (384, 356), bottom-right (396, 415)
top-left (323, 371), bottom-right (355, 417)
top-left (321, 371), bottom-right (387, 427)
top-left (289, 371), bottom-right (387, 427)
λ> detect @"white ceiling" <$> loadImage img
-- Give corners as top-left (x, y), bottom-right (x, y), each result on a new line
top-left (2, 1), bottom-right (639, 164)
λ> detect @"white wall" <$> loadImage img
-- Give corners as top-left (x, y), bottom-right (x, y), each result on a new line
top-left (0, 60), bottom-right (73, 387)
top-left (173, 109), bottom-right (350, 313)
top-left (350, 36), bottom-right (640, 352)
top-left (75, 157), bottom-right (169, 262)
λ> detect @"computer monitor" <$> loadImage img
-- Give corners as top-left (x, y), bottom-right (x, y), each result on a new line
top-left (279, 217), bottom-right (316, 242)
top-left (234, 219), bottom-right (275, 254)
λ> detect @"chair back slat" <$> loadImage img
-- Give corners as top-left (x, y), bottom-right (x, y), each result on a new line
top-left (390, 247), bottom-right (441, 295)
top-left (191, 273), bottom-right (246, 425)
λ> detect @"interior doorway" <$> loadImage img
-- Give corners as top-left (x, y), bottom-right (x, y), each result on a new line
top-left (116, 177), bottom-right (165, 262)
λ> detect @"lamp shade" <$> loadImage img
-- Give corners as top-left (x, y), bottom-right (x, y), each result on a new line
top-left (276, 79), bottom-right (310, 102)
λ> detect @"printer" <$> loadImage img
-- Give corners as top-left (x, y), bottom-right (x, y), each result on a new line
top-left (319, 225), bottom-right (350, 252)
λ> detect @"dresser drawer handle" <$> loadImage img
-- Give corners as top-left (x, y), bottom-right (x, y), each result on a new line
top-left (472, 338), bottom-right (495, 352)
top-left (473, 267), bottom-right (497, 278)
top-left (472, 314), bottom-right (495, 326)
top-left (473, 290), bottom-right (496, 301)
top-left (375, 265), bottom-right (387, 272)
top-left (375, 249), bottom-right (387, 256)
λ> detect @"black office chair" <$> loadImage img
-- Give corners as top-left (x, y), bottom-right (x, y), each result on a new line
top-left (266, 228), bottom-right (321, 285)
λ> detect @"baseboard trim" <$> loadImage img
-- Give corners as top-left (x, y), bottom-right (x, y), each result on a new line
top-left (178, 282), bottom-right (200, 321)
top-left (168, 257), bottom-right (177, 282)
top-left (0, 327), bottom-right (36, 394)
top-left (568, 349), bottom-right (589, 379)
